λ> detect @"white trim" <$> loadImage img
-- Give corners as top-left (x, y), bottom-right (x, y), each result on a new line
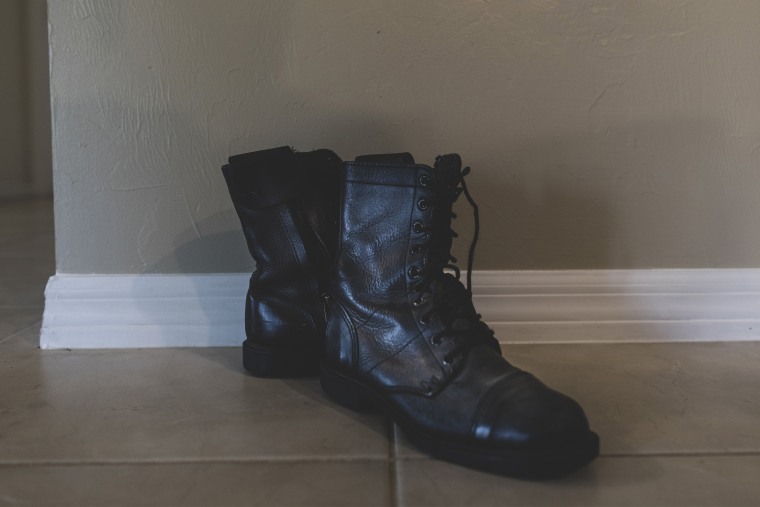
top-left (41, 270), bottom-right (760, 349)
top-left (41, 274), bottom-right (248, 349)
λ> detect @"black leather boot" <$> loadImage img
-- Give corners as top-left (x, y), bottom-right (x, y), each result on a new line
top-left (222, 146), bottom-right (341, 377)
top-left (322, 154), bottom-right (599, 478)
top-left (352, 152), bottom-right (503, 355)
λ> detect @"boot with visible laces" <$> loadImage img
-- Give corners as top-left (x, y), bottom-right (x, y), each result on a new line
top-left (321, 153), bottom-right (599, 478)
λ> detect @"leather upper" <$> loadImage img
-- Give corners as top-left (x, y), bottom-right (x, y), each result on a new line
top-left (327, 159), bottom-right (457, 394)
top-left (325, 154), bottom-right (593, 450)
top-left (223, 146), bottom-right (341, 348)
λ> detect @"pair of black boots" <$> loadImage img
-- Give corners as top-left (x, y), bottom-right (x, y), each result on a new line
top-left (222, 146), bottom-right (599, 479)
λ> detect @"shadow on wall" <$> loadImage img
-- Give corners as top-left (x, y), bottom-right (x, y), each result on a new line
top-left (130, 111), bottom-right (404, 348)
top-left (132, 210), bottom-right (249, 349)
top-left (148, 210), bottom-right (252, 274)
top-left (122, 3), bottom-right (730, 348)
top-left (120, 62), bottom-right (406, 348)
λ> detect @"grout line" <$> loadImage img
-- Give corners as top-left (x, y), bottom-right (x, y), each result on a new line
top-left (388, 423), bottom-right (400, 507)
top-left (497, 339), bottom-right (760, 346)
top-left (2, 450), bottom-right (759, 471)
top-left (489, 319), bottom-right (760, 324)
top-left (599, 450), bottom-right (760, 458)
top-left (0, 319), bottom-right (42, 345)
top-left (0, 455), bottom-right (394, 468)
top-left (391, 450), bottom-right (760, 462)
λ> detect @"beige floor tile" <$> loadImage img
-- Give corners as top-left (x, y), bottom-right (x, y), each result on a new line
top-left (0, 198), bottom-right (54, 250)
top-left (0, 254), bottom-right (54, 307)
top-left (0, 280), bottom-right (48, 307)
top-left (0, 233), bottom-right (56, 258)
top-left (0, 308), bottom-right (42, 341)
top-left (0, 197), bottom-right (389, 463)
top-left (0, 198), bottom-right (55, 308)
top-left (0, 233), bottom-right (55, 258)
top-left (0, 252), bottom-right (55, 277)
top-left (0, 319), bottom-right (40, 349)
top-left (396, 342), bottom-right (760, 458)
top-left (0, 460), bottom-right (391, 507)
top-left (396, 455), bottom-right (760, 507)
top-left (0, 326), bottom-right (390, 462)
top-left (0, 196), bottom-right (53, 217)
top-left (4, 196), bottom-right (760, 506)
top-left (506, 342), bottom-right (760, 455)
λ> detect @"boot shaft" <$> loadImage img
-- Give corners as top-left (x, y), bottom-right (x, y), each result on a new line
top-left (334, 155), bottom-right (464, 301)
top-left (223, 146), bottom-right (340, 286)
top-left (335, 159), bottom-right (428, 305)
top-left (223, 146), bottom-right (341, 341)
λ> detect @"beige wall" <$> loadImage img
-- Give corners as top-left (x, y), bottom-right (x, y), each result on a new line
top-left (49, 0), bottom-right (760, 273)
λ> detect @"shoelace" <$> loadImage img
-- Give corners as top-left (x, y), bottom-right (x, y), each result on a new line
top-left (411, 165), bottom-right (495, 364)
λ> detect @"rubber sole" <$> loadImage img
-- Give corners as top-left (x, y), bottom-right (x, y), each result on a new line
top-left (242, 340), bottom-right (320, 378)
top-left (321, 365), bottom-right (600, 479)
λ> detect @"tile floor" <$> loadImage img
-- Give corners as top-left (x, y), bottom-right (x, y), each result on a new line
top-left (1, 198), bottom-right (759, 506)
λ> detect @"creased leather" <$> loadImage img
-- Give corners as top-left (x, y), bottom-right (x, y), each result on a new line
top-left (223, 146), bottom-right (341, 352)
top-left (325, 154), bottom-right (596, 453)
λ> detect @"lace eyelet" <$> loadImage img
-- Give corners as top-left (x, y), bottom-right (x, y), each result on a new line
top-left (413, 221), bottom-right (424, 233)
top-left (431, 336), bottom-right (442, 346)
top-left (419, 175), bottom-right (431, 187)
top-left (412, 297), bottom-right (423, 307)
top-left (420, 315), bottom-right (431, 325)
top-left (417, 199), bottom-right (429, 210)
top-left (408, 266), bottom-right (422, 279)
top-left (410, 245), bottom-right (421, 255)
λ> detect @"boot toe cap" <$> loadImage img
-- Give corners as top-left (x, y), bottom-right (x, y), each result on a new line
top-left (471, 372), bottom-right (592, 452)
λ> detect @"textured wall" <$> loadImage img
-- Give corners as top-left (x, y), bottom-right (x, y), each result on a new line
top-left (49, 0), bottom-right (760, 273)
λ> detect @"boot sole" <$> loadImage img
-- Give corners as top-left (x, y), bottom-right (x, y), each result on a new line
top-left (321, 365), bottom-right (600, 479)
top-left (242, 340), bottom-right (321, 378)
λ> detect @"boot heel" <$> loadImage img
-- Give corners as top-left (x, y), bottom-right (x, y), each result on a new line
top-left (321, 366), bottom-right (374, 412)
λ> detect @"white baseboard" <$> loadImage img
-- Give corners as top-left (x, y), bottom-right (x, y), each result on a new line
top-left (40, 270), bottom-right (760, 349)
